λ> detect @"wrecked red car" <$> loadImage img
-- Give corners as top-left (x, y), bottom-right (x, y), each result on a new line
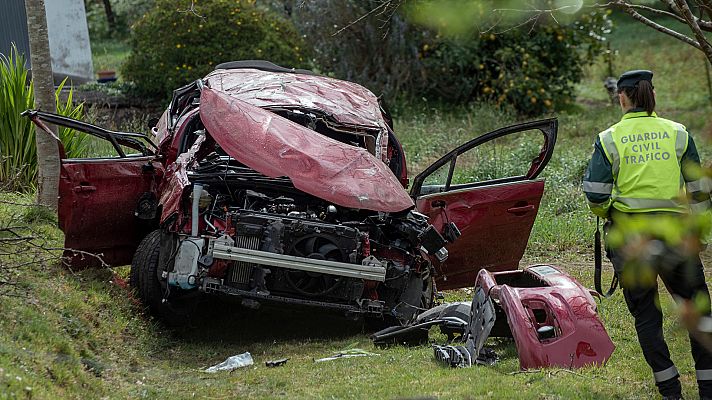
top-left (24, 60), bottom-right (560, 326)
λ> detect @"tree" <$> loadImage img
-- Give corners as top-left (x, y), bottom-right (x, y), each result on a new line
top-left (101, 0), bottom-right (117, 33)
top-left (24, 0), bottom-right (60, 209)
top-left (371, 1), bottom-right (712, 66)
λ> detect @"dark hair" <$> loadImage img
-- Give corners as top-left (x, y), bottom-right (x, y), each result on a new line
top-left (620, 80), bottom-right (655, 115)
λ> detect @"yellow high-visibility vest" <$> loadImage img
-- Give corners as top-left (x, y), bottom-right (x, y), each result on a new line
top-left (598, 111), bottom-right (689, 213)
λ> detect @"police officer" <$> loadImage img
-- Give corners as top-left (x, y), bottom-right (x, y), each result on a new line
top-left (584, 70), bottom-right (712, 399)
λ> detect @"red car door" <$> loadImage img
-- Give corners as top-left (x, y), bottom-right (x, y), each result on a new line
top-left (411, 118), bottom-right (557, 290)
top-left (25, 111), bottom-right (164, 268)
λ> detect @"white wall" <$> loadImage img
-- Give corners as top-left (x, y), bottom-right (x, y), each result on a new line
top-left (45, 0), bottom-right (94, 82)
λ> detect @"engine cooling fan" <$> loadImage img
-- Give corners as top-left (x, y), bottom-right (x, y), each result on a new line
top-left (284, 234), bottom-right (346, 296)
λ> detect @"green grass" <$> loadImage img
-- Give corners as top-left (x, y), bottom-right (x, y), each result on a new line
top-left (3, 11), bottom-right (712, 399)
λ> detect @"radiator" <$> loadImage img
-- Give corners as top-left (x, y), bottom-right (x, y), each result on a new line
top-left (227, 234), bottom-right (260, 285)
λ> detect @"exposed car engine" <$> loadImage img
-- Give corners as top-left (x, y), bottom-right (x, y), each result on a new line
top-left (161, 132), bottom-right (450, 323)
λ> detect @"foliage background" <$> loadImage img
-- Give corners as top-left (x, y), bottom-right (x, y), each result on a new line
top-left (280, 0), bottom-right (610, 115)
top-left (84, 0), bottom-right (155, 40)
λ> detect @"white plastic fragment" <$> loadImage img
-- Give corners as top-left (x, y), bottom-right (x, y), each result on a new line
top-left (204, 352), bottom-right (254, 373)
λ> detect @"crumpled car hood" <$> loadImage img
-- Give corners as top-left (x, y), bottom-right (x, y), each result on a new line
top-left (204, 69), bottom-right (388, 131)
top-left (199, 88), bottom-right (414, 212)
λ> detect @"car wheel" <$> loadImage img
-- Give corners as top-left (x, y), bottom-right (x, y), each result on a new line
top-left (397, 269), bottom-right (435, 322)
top-left (130, 229), bottom-right (193, 326)
top-left (366, 268), bottom-right (435, 330)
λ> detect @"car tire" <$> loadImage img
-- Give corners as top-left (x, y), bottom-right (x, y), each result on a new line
top-left (398, 269), bottom-right (434, 322)
top-left (130, 229), bottom-right (193, 326)
top-left (366, 269), bottom-right (435, 330)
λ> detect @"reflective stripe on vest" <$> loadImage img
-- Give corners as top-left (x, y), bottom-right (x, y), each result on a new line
top-left (697, 369), bottom-right (712, 381)
top-left (598, 112), bottom-right (688, 213)
top-left (691, 199), bottom-right (712, 213)
top-left (583, 181), bottom-right (613, 194)
top-left (687, 177), bottom-right (712, 193)
top-left (616, 197), bottom-right (682, 209)
top-left (599, 129), bottom-right (619, 176)
top-left (675, 128), bottom-right (688, 160)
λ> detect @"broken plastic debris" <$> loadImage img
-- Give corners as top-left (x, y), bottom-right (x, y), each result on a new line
top-left (204, 352), bottom-right (254, 373)
top-left (314, 349), bottom-right (380, 362)
top-left (265, 358), bottom-right (289, 368)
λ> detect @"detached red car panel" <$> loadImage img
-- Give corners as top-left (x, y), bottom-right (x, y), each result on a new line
top-left (24, 60), bottom-right (561, 327)
top-left (477, 266), bottom-right (615, 369)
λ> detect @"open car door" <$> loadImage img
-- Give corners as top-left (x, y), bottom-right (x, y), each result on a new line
top-left (24, 110), bottom-right (163, 268)
top-left (411, 118), bottom-right (557, 290)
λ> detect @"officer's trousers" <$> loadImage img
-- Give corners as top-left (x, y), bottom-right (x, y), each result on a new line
top-left (608, 238), bottom-right (712, 398)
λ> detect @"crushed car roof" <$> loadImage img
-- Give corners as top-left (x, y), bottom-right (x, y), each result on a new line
top-left (204, 66), bottom-right (388, 131)
top-left (199, 88), bottom-right (415, 212)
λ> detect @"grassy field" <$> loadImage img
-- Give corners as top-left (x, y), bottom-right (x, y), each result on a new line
top-left (3, 11), bottom-right (712, 400)
top-left (1, 192), bottom-right (710, 399)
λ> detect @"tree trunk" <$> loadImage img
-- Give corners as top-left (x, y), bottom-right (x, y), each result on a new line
top-left (25, 0), bottom-right (60, 210)
top-left (101, 0), bottom-right (116, 32)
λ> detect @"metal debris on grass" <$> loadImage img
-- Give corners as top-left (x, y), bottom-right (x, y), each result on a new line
top-left (314, 349), bottom-right (380, 362)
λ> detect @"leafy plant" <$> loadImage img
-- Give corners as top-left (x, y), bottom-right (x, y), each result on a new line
top-left (122, 0), bottom-right (307, 101)
top-left (0, 44), bottom-right (87, 192)
top-left (408, 7), bottom-right (612, 116)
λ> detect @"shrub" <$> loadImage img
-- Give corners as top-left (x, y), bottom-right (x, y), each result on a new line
top-left (413, 10), bottom-right (612, 116)
top-left (122, 0), bottom-right (308, 101)
top-left (0, 45), bottom-right (87, 192)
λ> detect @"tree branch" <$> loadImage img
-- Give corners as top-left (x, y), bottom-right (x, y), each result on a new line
top-left (0, 236), bottom-right (34, 243)
top-left (176, 0), bottom-right (205, 19)
top-left (332, 0), bottom-right (392, 37)
top-left (672, 0), bottom-right (712, 64)
top-left (628, 2), bottom-right (686, 24)
top-left (603, 0), bottom-right (702, 50)
top-left (594, 1), bottom-right (712, 32)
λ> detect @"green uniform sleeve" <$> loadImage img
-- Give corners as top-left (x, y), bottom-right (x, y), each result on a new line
top-left (681, 134), bottom-right (712, 243)
top-left (681, 134), bottom-right (711, 211)
top-left (584, 137), bottom-right (614, 218)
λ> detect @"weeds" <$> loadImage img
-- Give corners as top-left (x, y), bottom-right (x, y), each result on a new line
top-left (0, 194), bottom-right (61, 298)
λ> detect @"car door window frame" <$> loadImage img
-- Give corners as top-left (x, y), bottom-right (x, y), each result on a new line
top-left (411, 118), bottom-right (557, 197)
top-left (22, 109), bottom-right (158, 159)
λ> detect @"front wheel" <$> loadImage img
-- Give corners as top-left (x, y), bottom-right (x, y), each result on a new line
top-left (394, 268), bottom-right (434, 323)
top-left (130, 230), bottom-right (193, 326)
top-left (367, 268), bottom-right (435, 330)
